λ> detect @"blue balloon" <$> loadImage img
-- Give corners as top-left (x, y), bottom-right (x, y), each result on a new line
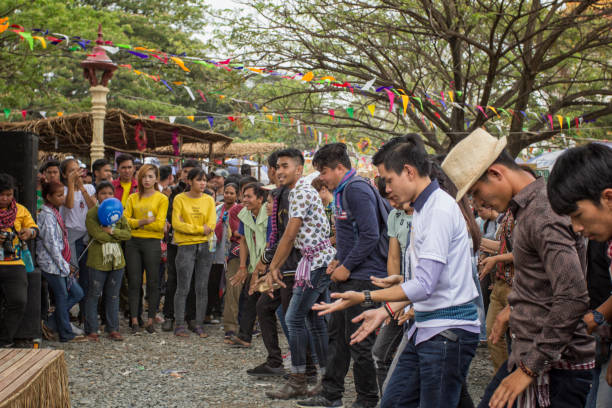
top-left (98, 198), bottom-right (123, 226)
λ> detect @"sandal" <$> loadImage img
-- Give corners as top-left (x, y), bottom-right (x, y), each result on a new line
top-left (86, 333), bottom-right (99, 342)
top-left (194, 326), bottom-right (208, 338)
top-left (174, 325), bottom-right (189, 337)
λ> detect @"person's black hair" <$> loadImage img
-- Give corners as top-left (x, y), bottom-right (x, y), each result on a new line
top-left (240, 163), bottom-right (251, 176)
top-left (548, 143), bottom-right (612, 215)
top-left (224, 182), bottom-right (239, 193)
top-left (59, 158), bottom-right (78, 185)
top-left (225, 174), bottom-right (242, 186)
top-left (267, 151), bottom-right (280, 168)
top-left (95, 181), bottom-right (115, 194)
top-left (372, 134), bottom-right (422, 166)
top-left (375, 176), bottom-right (388, 198)
top-left (187, 167), bottom-right (207, 181)
top-left (476, 149), bottom-right (522, 183)
top-left (312, 143), bottom-right (351, 171)
top-left (41, 181), bottom-right (64, 203)
top-left (242, 182), bottom-right (266, 201)
top-left (0, 173), bottom-right (15, 192)
top-left (382, 134), bottom-right (431, 177)
top-left (182, 159), bottom-right (200, 169)
top-left (40, 159), bottom-right (60, 174)
top-left (159, 165), bottom-right (172, 182)
top-left (92, 158), bottom-right (110, 173)
top-left (276, 148), bottom-right (305, 166)
top-left (205, 172), bottom-right (214, 182)
top-left (239, 176), bottom-right (258, 190)
top-left (115, 154), bottom-right (134, 167)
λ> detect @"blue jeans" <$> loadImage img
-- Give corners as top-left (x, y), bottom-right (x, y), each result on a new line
top-left (382, 328), bottom-right (478, 408)
top-left (68, 230), bottom-right (89, 318)
top-left (85, 268), bottom-right (124, 334)
top-left (43, 272), bottom-right (84, 342)
top-left (285, 267), bottom-right (330, 373)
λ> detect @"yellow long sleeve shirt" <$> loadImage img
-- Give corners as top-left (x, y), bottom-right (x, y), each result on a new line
top-left (0, 203), bottom-right (38, 266)
top-left (124, 191), bottom-right (169, 239)
top-left (172, 193), bottom-right (216, 246)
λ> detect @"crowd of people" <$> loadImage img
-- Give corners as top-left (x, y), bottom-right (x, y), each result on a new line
top-left (0, 129), bottom-right (610, 407)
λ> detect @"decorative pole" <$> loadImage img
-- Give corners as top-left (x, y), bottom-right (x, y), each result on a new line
top-left (81, 24), bottom-right (117, 164)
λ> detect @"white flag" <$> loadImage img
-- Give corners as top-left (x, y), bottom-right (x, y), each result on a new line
top-left (184, 86), bottom-right (195, 101)
top-left (361, 77), bottom-right (376, 91)
top-left (297, 120), bottom-right (301, 134)
top-left (168, 116), bottom-right (176, 124)
top-left (248, 115), bottom-right (255, 125)
top-left (100, 45), bottom-right (119, 54)
top-left (39, 111), bottom-right (46, 118)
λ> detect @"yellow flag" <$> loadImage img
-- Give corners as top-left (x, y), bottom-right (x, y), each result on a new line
top-left (557, 115), bottom-right (563, 129)
top-left (448, 91), bottom-right (454, 103)
top-left (320, 76), bottom-right (335, 82)
top-left (401, 95), bottom-right (409, 115)
top-left (57, 112), bottom-right (63, 117)
top-left (0, 17), bottom-right (8, 34)
top-left (32, 36), bottom-right (46, 48)
top-left (266, 114), bottom-right (273, 121)
top-left (247, 67), bottom-right (263, 73)
top-left (302, 72), bottom-right (314, 82)
top-left (170, 56), bottom-right (190, 72)
top-left (367, 104), bottom-right (375, 116)
top-left (187, 115), bottom-right (195, 121)
top-left (487, 106), bottom-right (499, 117)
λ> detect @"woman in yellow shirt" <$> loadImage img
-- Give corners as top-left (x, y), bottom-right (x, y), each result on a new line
top-left (172, 168), bottom-right (216, 338)
top-left (124, 164), bottom-right (168, 334)
top-left (0, 173), bottom-right (38, 347)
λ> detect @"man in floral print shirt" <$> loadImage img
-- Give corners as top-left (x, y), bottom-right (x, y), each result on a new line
top-left (265, 148), bottom-right (335, 400)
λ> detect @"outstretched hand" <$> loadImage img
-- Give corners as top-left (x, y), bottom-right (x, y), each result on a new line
top-left (349, 307), bottom-right (388, 344)
top-left (312, 291), bottom-right (365, 316)
top-left (370, 275), bottom-right (403, 288)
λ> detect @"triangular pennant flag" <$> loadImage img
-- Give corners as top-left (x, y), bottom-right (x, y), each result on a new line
top-left (32, 36), bottom-right (46, 49)
top-left (196, 89), bottom-right (206, 102)
top-left (557, 115), bottom-right (563, 129)
top-left (184, 86), bottom-right (195, 101)
top-left (412, 97), bottom-right (423, 111)
top-left (168, 116), bottom-right (176, 124)
top-left (346, 107), bottom-right (354, 118)
top-left (297, 120), bottom-right (301, 133)
top-left (367, 104), bottom-right (375, 116)
top-left (57, 112), bottom-right (63, 117)
top-left (401, 95), bottom-right (409, 115)
top-left (266, 114), bottom-right (273, 121)
top-left (39, 111), bottom-right (46, 118)
top-left (149, 115), bottom-right (156, 120)
top-left (100, 45), bottom-right (119, 54)
top-left (248, 115), bottom-right (255, 125)
top-left (329, 109), bottom-right (335, 119)
top-left (476, 105), bottom-right (488, 118)
top-left (547, 114), bottom-right (554, 130)
top-left (487, 106), bottom-right (499, 118)
top-left (361, 78), bottom-right (375, 92)
top-left (3, 109), bottom-right (9, 119)
top-left (170, 56), bottom-right (190, 72)
top-left (17, 32), bottom-right (34, 50)
top-left (207, 116), bottom-right (214, 128)
top-left (385, 89), bottom-right (395, 112)
top-left (302, 72), bottom-right (314, 82)
top-left (566, 117), bottom-right (571, 131)
top-left (187, 115), bottom-right (195, 122)
top-left (21, 110), bottom-right (27, 119)
top-left (448, 91), bottom-right (454, 103)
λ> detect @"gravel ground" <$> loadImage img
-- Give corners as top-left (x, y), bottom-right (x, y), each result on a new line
top-left (48, 321), bottom-right (494, 407)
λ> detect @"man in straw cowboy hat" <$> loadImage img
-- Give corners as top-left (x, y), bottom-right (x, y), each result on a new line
top-left (310, 134), bottom-right (481, 408)
top-left (442, 129), bottom-right (595, 408)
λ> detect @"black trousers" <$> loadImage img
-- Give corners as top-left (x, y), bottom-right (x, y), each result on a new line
top-left (206, 263), bottom-right (224, 317)
top-left (163, 243), bottom-right (196, 321)
top-left (322, 279), bottom-right (379, 404)
top-left (257, 275), bottom-right (294, 368)
top-left (0, 264), bottom-right (28, 345)
top-left (237, 274), bottom-right (260, 343)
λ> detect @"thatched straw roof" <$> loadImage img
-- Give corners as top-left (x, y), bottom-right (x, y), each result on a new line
top-left (155, 142), bottom-right (287, 158)
top-left (0, 108), bottom-right (231, 156)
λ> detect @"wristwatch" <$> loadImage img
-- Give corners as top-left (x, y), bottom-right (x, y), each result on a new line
top-left (362, 290), bottom-right (373, 307)
top-left (592, 310), bottom-right (605, 326)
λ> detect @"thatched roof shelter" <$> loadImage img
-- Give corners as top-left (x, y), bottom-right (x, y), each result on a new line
top-left (0, 108), bottom-right (231, 157)
top-left (155, 142), bottom-right (287, 159)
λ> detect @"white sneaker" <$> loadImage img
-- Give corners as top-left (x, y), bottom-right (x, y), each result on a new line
top-left (70, 323), bottom-right (84, 335)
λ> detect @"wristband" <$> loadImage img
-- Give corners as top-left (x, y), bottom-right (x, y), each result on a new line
top-left (519, 361), bottom-right (537, 378)
top-left (384, 302), bottom-right (394, 319)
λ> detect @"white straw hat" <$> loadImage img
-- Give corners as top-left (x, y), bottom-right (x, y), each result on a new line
top-left (441, 128), bottom-right (507, 202)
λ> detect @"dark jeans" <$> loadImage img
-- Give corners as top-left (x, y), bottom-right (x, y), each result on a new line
top-left (85, 268), bottom-right (124, 334)
top-left (382, 328), bottom-right (478, 408)
top-left (322, 279), bottom-right (380, 404)
top-left (372, 320), bottom-right (404, 396)
top-left (43, 272), bottom-right (84, 342)
top-left (237, 274), bottom-right (260, 343)
top-left (162, 243), bottom-right (196, 321)
top-left (257, 275), bottom-right (294, 368)
top-left (478, 360), bottom-right (592, 408)
top-left (174, 243), bottom-right (213, 326)
top-left (0, 264), bottom-right (28, 345)
top-left (286, 267), bottom-right (330, 372)
top-left (125, 237), bottom-right (161, 320)
top-left (206, 263), bottom-right (224, 317)
top-left (73, 235), bottom-right (89, 319)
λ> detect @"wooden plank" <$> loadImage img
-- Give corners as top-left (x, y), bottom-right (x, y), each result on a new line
top-left (0, 350), bottom-right (22, 370)
top-left (0, 350), bottom-right (30, 374)
top-left (0, 350), bottom-right (47, 394)
top-left (0, 351), bottom-right (61, 401)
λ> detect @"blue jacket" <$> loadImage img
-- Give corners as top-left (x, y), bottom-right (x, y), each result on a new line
top-left (336, 178), bottom-right (387, 280)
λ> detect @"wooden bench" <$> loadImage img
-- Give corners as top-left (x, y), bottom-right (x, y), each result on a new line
top-left (0, 349), bottom-right (70, 408)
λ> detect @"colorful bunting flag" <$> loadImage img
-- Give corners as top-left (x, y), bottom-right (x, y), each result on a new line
top-left (367, 104), bottom-right (375, 116)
